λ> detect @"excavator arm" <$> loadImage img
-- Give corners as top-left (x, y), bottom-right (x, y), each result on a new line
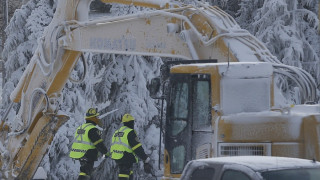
top-left (0, 1), bottom-right (83, 179)
top-left (63, 1), bottom-right (317, 102)
top-left (0, 0), bottom-right (318, 179)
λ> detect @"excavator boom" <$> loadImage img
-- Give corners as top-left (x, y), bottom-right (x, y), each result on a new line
top-left (0, 0), bottom-right (82, 179)
top-left (64, 1), bottom-right (317, 102)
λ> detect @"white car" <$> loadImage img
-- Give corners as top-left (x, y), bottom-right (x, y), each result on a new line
top-left (180, 156), bottom-right (320, 180)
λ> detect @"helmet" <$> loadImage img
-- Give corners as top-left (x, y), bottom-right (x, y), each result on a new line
top-left (86, 108), bottom-right (100, 119)
top-left (85, 108), bottom-right (100, 124)
top-left (122, 114), bottom-right (135, 123)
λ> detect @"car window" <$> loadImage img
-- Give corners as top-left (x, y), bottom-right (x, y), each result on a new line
top-left (221, 170), bottom-right (251, 180)
top-left (190, 167), bottom-right (215, 180)
top-left (261, 168), bottom-right (320, 180)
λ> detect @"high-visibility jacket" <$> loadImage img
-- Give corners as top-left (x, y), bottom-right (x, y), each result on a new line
top-left (69, 123), bottom-right (96, 159)
top-left (110, 126), bottom-right (138, 162)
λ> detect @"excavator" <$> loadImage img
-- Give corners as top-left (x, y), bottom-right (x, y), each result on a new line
top-left (0, 0), bottom-right (319, 179)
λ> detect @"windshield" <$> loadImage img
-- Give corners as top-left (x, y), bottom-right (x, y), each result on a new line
top-left (261, 168), bottom-right (320, 180)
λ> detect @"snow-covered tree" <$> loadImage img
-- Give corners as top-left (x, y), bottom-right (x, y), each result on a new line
top-left (214, 0), bottom-right (319, 103)
top-left (210, 0), bottom-right (242, 17)
top-left (253, 0), bottom-right (318, 68)
top-left (236, 0), bottom-right (320, 88)
top-left (235, 0), bottom-right (264, 30)
top-left (1, 0), bottom-right (53, 111)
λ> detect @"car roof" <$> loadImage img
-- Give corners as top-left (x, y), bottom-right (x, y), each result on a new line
top-left (191, 156), bottom-right (320, 172)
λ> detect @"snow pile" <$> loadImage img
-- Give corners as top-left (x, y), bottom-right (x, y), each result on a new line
top-left (218, 62), bottom-right (273, 78)
top-left (221, 77), bottom-right (271, 115)
top-left (218, 63), bottom-right (273, 115)
top-left (291, 104), bottom-right (320, 115)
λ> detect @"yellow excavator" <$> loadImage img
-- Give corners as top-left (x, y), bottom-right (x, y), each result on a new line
top-left (0, 0), bottom-right (319, 179)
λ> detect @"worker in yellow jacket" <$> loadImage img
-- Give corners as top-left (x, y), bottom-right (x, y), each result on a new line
top-left (69, 108), bottom-right (109, 180)
top-left (110, 113), bottom-right (152, 180)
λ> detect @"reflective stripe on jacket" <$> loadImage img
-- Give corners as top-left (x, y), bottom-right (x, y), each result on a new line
top-left (110, 126), bottom-right (138, 162)
top-left (69, 123), bottom-right (96, 159)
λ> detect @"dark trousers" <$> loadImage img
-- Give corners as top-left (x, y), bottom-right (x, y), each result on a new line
top-left (118, 163), bottom-right (134, 180)
top-left (116, 152), bottom-right (137, 180)
top-left (78, 159), bottom-right (94, 180)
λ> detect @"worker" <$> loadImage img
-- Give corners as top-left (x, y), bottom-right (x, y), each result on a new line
top-left (69, 108), bottom-right (110, 180)
top-left (110, 113), bottom-right (153, 180)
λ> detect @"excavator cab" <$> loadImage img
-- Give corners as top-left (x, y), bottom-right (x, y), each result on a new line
top-left (154, 61), bottom-right (274, 179)
top-left (152, 61), bottom-right (320, 179)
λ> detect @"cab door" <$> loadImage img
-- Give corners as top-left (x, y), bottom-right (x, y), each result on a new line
top-left (165, 74), bottom-right (212, 175)
top-left (165, 74), bottom-right (192, 174)
top-left (190, 74), bottom-right (212, 160)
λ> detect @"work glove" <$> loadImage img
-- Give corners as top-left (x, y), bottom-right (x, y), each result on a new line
top-left (144, 157), bottom-right (153, 174)
top-left (102, 152), bottom-right (110, 159)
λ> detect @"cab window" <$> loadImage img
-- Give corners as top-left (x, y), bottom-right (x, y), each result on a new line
top-left (221, 170), bottom-right (251, 180)
top-left (192, 80), bottom-right (211, 131)
top-left (170, 81), bottom-right (189, 136)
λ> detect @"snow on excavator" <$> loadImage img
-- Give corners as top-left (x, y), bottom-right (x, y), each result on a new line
top-left (0, 0), bottom-right (319, 179)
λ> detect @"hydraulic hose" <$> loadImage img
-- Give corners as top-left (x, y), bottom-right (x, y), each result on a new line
top-left (8, 88), bottom-right (49, 137)
top-left (69, 53), bottom-right (88, 84)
